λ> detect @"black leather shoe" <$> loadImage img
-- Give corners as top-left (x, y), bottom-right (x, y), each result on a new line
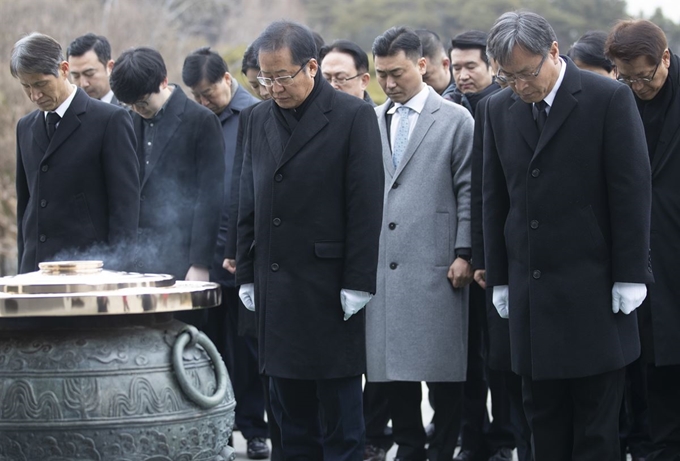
top-left (488, 447), bottom-right (513, 461)
top-left (364, 444), bottom-right (386, 461)
top-left (247, 437), bottom-right (270, 460)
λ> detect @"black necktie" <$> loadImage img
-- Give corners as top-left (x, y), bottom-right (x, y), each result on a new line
top-left (46, 112), bottom-right (61, 139)
top-left (533, 100), bottom-right (548, 133)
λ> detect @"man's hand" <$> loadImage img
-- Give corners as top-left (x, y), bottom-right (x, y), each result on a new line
top-left (239, 283), bottom-right (255, 311)
top-left (474, 269), bottom-right (487, 289)
top-left (340, 289), bottom-right (373, 321)
top-left (612, 282), bottom-right (647, 315)
top-left (492, 285), bottom-right (509, 318)
top-left (223, 258), bottom-right (236, 274)
top-left (185, 265), bottom-right (209, 281)
top-left (448, 257), bottom-right (474, 288)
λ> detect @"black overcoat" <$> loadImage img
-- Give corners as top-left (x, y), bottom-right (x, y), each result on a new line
top-left (483, 58), bottom-right (653, 380)
top-left (16, 88), bottom-right (140, 273)
top-left (639, 52), bottom-right (680, 366)
top-left (132, 86), bottom-right (224, 279)
top-left (236, 79), bottom-right (384, 379)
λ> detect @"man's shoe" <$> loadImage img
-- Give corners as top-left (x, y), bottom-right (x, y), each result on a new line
top-left (453, 450), bottom-right (476, 461)
top-left (364, 444), bottom-right (386, 461)
top-left (247, 437), bottom-right (270, 460)
top-left (488, 447), bottom-right (513, 461)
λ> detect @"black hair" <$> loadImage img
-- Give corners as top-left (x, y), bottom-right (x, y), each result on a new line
top-left (450, 30), bottom-right (490, 67)
top-left (182, 46), bottom-right (228, 88)
top-left (312, 31), bottom-right (325, 58)
top-left (241, 44), bottom-right (259, 75)
top-left (415, 29), bottom-right (446, 60)
top-left (253, 20), bottom-right (317, 66)
top-left (372, 26), bottom-right (422, 62)
top-left (110, 46), bottom-right (167, 104)
top-left (569, 31), bottom-right (614, 73)
top-left (319, 39), bottom-right (370, 73)
top-left (67, 33), bottom-right (112, 67)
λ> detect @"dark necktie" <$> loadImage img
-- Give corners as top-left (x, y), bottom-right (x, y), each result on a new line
top-left (533, 100), bottom-right (548, 133)
top-left (46, 112), bottom-right (61, 139)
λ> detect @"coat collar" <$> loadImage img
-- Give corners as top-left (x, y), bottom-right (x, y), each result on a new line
top-left (264, 78), bottom-right (334, 169)
top-left (32, 87), bottom-right (89, 161)
top-left (376, 86), bottom-right (441, 183)
top-left (218, 84), bottom-right (258, 124)
top-left (134, 85), bottom-right (187, 186)
top-left (509, 56), bottom-right (581, 156)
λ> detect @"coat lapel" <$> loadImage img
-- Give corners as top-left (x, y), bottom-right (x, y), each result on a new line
top-left (276, 84), bottom-right (331, 169)
top-left (42, 88), bottom-right (87, 161)
top-left (392, 89), bottom-right (438, 178)
top-left (264, 107), bottom-right (283, 164)
top-left (534, 58), bottom-right (580, 156)
top-left (142, 86), bottom-right (186, 186)
top-left (509, 93), bottom-right (539, 152)
top-left (31, 110), bottom-right (49, 155)
top-left (375, 102), bottom-right (395, 178)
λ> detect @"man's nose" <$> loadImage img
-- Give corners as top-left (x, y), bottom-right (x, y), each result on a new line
top-left (30, 88), bottom-right (42, 101)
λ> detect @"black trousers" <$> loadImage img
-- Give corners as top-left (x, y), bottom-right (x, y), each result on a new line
top-left (459, 283), bottom-right (516, 459)
top-left (269, 375), bottom-right (365, 461)
top-left (364, 381), bottom-right (393, 450)
top-left (205, 287), bottom-right (268, 440)
top-left (522, 368), bottom-right (625, 461)
top-left (646, 363), bottom-right (680, 461)
top-left (386, 380), bottom-right (463, 461)
top-left (619, 358), bottom-right (652, 460)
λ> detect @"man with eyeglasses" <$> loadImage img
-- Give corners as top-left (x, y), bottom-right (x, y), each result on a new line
top-left (483, 11), bottom-right (652, 461)
top-left (235, 20), bottom-right (384, 461)
top-left (606, 20), bottom-right (680, 461)
top-left (319, 40), bottom-right (375, 105)
top-left (110, 47), bottom-right (224, 295)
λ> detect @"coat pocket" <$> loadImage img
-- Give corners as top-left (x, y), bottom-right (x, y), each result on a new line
top-left (314, 241), bottom-right (345, 259)
top-left (74, 193), bottom-right (98, 241)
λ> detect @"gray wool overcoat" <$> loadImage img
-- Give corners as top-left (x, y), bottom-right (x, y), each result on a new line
top-left (366, 87), bottom-right (474, 382)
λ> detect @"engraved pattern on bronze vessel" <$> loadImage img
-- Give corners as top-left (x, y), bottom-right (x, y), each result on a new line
top-left (1, 380), bottom-right (62, 420)
top-left (63, 378), bottom-right (99, 419)
top-left (109, 377), bottom-right (180, 417)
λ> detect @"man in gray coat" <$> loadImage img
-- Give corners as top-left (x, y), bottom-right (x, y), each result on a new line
top-left (366, 26), bottom-right (474, 461)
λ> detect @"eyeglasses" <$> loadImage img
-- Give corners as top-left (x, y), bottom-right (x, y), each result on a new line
top-left (123, 94), bottom-right (152, 109)
top-left (323, 74), bottom-right (361, 85)
top-left (257, 59), bottom-right (310, 87)
top-left (616, 62), bottom-right (660, 85)
top-left (496, 54), bottom-right (548, 85)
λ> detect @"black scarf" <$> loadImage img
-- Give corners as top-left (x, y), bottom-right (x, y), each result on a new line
top-left (272, 70), bottom-right (325, 149)
top-left (451, 82), bottom-right (501, 116)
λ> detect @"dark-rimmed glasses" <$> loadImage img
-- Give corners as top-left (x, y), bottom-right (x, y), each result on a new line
top-left (616, 62), bottom-right (660, 86)
top-left (496, 54), bottom-right (548, 85)
top-left (257, 59), bottom-right (311, 87)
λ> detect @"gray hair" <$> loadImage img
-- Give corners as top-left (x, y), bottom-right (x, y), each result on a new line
top-left (487, 11), bottom-right (557, 67)
top-left (10, 32), bottom-right (63, 78)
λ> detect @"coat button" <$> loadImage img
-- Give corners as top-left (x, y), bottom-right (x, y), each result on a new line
top-left (388, 222), bottom-right (396, 230)
top-left (271, 263), bottom-right (280, 272)
top-left (140, 195), bottom-right (145, 201)
top-left (273, 218), bottom-right (281, 226)
top-left (531, 169), bottom-right (540, 178)
top-left (530, 220), bottom-right (539, 229)
top-left (39, 234), bottom-right (47, 243)
top-left (41, 165), bottom-right (49, 172)
top-left (532, 270), bottom-right (541, 279)
top-left (389, 262), bottom-right (398, 270)
top-left (392, 182), bottom-right (399, 189)
top-left (40, 199), bottom-right (48, 208)
top-left (275, 174), bottom-right (283, 182)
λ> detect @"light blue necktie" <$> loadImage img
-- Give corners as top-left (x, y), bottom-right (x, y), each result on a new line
top-left (392, 106), bottom-right (412, 168)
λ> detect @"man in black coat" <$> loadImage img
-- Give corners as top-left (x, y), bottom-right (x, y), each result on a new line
top-left (483, 12), bottom-right (653, 461)
top-left (606, 20), bottom-right (680, 461)
top-left (67, 33), bottom-right (120, 105)
top-left (236, 20), bottom-right (384, 461)
top-left (110, 47), bottom-right (224, 282)
top-left (12, 33), bottom-right (139, 273)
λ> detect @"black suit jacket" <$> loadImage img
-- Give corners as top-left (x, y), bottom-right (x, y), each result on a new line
top-left (16, 87), bottom-right (140, 273)
top-left (133, 86), bottom-right (225, 279)
top-left (236, 78), bottom-right (384, 379)
top-left (483, 58), bottom-right (653, 379)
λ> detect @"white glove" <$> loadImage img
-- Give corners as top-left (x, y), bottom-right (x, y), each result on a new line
top-left (340, 289), bottom-right (373, 321)
top-left (612, 282), bottom-right (647, 315)
top-left (492, 285), bottom-right (509, 319)
top-left (239, 283), bottom-right (255, 312)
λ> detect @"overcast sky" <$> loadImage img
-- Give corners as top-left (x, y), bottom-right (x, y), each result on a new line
top-left (626, 0), bottom-right (680, 22)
